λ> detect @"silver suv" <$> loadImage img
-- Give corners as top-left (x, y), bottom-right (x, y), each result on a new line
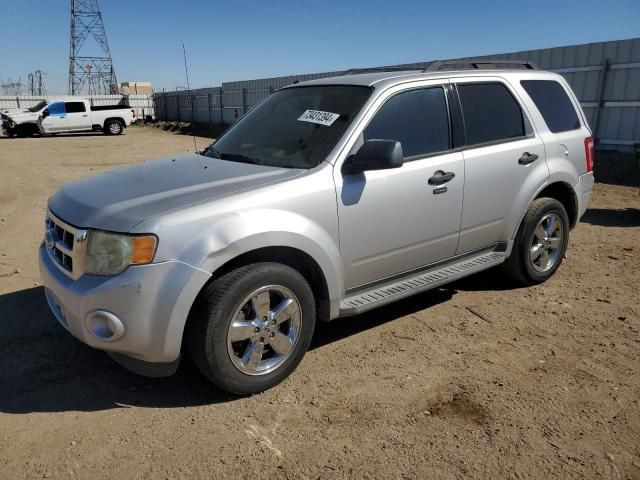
top-left (40, 61), bottom-right (594, 394)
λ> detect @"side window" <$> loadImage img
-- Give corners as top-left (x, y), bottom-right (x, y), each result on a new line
top-left (47, 102), bottom-right (66, 116)
top-left (64, 101), bottom-right (86, 113)
top-left (521, 80), bottom-right (580, 133)
top-left (457, 83), bottom-right (525, 145)
top-left (364, 87), bottom-right (450, 158)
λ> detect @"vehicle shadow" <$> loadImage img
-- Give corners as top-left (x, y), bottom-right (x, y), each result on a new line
top-left (0, 284), bottom-right (457, 414)
top-left (0, 133), bottom-right (106, 139)
top-left (580, 207), bottom-right (640, 227)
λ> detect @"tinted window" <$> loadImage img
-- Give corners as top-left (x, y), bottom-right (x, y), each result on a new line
top-left (65, 101), bottom-right (86, 113)
top-left (457, 83), bottom-right (525, 145)
top-left (521, 80), bottom-right (580, 133)
top-left (364, 87), bottom-right (449, 158)
top-left (47, 102), bottom-right (65, 116)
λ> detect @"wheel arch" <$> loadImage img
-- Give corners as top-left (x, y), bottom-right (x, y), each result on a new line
top-left (534, 181), bottom-right (578, 229)
top-left (104, 117), bottom-right (126, 129)
top-left (210, 246), bottom-right (330, 320)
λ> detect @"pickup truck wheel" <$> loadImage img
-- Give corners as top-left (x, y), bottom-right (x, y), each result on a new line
top-left (504, 197), bottom-right (569, 285)
top-left (188, 262), bottom-right (316, 394)
top-left (15, 125), bottom-right (30, 138)
top-left (104, 120), bottom-right (124, 135)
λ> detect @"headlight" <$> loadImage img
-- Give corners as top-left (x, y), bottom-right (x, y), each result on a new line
top-left (84, 231), bottom-right (157, 276)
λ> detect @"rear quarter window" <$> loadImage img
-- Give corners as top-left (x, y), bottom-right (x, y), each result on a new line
top-left (520, 80), bottom-right (580, 133)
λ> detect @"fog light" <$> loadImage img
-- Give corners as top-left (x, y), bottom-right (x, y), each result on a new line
top-left (84, 310), bottom-right (125, 342)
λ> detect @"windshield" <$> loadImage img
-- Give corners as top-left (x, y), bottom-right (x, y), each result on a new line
top-left (28, 101), bottom-right (47, 112)
top-left (202, 85), bottom-right (372, 169)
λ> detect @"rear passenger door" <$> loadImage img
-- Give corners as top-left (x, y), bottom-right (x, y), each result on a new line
top-left (454, 79), bottom-right (548, 254)
top-left (64, 101), bottom-right (91, 131)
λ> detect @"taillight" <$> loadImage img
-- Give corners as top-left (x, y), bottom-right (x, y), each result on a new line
top-left (584, 136), bottom-right (594, 173)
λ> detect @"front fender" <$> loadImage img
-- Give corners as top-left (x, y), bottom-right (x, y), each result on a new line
top-left (149, 207), bottom-right (343, 302)
top-left (199, 210), bottom-right (343, 302)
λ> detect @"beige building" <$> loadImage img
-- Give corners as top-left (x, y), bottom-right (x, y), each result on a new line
top-left (119, 81), bottom-right (153, 95)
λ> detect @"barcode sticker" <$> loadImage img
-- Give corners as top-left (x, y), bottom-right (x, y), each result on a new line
top-left (297, 109), bottom-right (340, 126)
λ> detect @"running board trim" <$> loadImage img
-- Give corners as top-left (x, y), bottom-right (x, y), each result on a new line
top-left (339, 249), bottom-right (506, 316)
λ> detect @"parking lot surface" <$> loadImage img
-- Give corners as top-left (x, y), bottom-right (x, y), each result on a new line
top-left (1, 127), bottom-right (639, 479)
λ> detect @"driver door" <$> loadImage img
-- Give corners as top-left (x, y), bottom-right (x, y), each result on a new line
top-left (335, 84), bottom-right (464, 289)
top-left (40, 102), bottom-right (68, 133)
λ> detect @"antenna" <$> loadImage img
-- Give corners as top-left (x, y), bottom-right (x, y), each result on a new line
top-left (182, 43), bottom-right (198, 153)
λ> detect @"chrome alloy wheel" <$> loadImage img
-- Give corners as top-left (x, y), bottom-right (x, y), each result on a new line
top-left (109, 122), bottom-right (122, 134)
top-left (226, 286), bottom-right (302, 376)
top-left (529, 213), bottom-right (563, 272)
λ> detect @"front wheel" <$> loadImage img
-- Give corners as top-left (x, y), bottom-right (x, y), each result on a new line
top-left (104, 120), bottom-right (124, 135)
top-left (188, 262), bottom-right (316, 394)
top-left (504, 197), bottom-right (570, 285)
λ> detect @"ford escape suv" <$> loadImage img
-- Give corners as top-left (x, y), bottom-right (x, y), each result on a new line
top-left (40, 60), bottom-right (594, 394)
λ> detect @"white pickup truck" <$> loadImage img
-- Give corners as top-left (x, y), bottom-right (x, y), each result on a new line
top-left (1, 97), bottom-right (136, 137)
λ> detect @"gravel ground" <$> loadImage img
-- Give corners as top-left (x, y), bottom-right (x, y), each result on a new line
top-left (1, 126), bottom-right (639, 479)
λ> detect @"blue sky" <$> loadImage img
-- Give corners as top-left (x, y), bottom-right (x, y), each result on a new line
top-left (1, 0), bottom-right (638, 94)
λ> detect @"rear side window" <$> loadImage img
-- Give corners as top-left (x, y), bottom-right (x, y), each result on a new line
top-left (364, 87), bottom-right (450, 158)
top-left (457, 83), bottom-right (525, 145)
top-left (64, 101), bottom-right (86, 113)
top-left (521, 80), bottom-right (580, 133)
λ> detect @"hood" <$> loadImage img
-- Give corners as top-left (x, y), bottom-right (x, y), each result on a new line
top-left (1, 108), bottom-right (29, 116)
top-left (48, 153), bottom-right (304, 232)
top-left (6, 111), bottom-right (39, 122)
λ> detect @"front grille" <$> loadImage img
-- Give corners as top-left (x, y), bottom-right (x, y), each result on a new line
top-left (45, 211), bottom-right (86, 279)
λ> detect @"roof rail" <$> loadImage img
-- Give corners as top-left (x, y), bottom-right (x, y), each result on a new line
top-left (340, 66), bottom-right (421, 76)
top-left (424, 59), bottom-right (538, 71)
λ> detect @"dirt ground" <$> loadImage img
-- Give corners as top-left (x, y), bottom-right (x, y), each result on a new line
top-left (1, 126), bottom-right (639, 479)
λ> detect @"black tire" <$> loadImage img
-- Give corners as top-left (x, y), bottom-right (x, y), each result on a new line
top-left (188, 262), bottom-right (316, 395)
top-left (504, 197), bottom-right (570, 285)
top-left (104, 120), bottom-right (124, 135)
top-left (15, 125), bottom-right (29, 138)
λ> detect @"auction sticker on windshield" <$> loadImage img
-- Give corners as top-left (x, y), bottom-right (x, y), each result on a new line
top-left (297, 110), bottom-right (341, 126)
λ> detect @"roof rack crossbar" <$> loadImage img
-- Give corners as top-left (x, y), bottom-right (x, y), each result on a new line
top-left (424, 59), bottom-right (538, 71)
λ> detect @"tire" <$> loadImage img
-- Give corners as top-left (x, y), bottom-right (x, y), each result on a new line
top-left (15, 125), bottom-right (29, 138)
top-left (504, 197), bottom-right (570, 285)
top-left (188, 262), bottom-right (316, 395)
top-left (104, 120), bottom-right (124, 135)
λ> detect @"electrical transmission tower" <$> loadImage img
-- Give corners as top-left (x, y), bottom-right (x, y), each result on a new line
top-left (28, 70), bottom-right (47, 96)
top-left (68, 0), bottom-right (118, 95)
top-left (1, 78), bottom-right (23, 96)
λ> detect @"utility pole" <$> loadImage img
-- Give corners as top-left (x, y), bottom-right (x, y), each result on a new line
top-left (68, 0), bottom-right (118, 95)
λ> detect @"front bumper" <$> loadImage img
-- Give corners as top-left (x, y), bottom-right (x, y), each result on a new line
top-left (39, 243), bottom-right (210, 374)
top-left (1, 120), bottom-right (15, 136)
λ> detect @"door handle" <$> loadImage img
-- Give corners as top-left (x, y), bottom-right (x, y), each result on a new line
top-left (428, 170), bottom-right (455, 185)
top-left (82, 114), bottom-right (88, 117)
top-left (518, 152), bottom-right (539, 165)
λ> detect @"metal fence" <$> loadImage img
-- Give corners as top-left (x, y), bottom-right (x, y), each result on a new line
top-left (0, 94), bottom-right (155, 120)
top-left (154, 38), bottom-right (640, 151)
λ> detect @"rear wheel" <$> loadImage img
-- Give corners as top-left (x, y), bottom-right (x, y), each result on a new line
top-left (504, 197), bottom-right (569, 285)
top-left (104, 120), bottom-right (123, 135)
top-left (188, 262), bottom-right (316, 394)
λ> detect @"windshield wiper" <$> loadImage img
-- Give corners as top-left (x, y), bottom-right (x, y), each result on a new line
top-left (201, 145), bottom-right (222, 158)
top-left (219, 153), bottom-right (263, 165)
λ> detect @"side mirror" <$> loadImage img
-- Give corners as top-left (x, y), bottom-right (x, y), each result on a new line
top-left (41, 109), bottom-right (49, 118)
top-left (344, 139), bottom-right (404, 174)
